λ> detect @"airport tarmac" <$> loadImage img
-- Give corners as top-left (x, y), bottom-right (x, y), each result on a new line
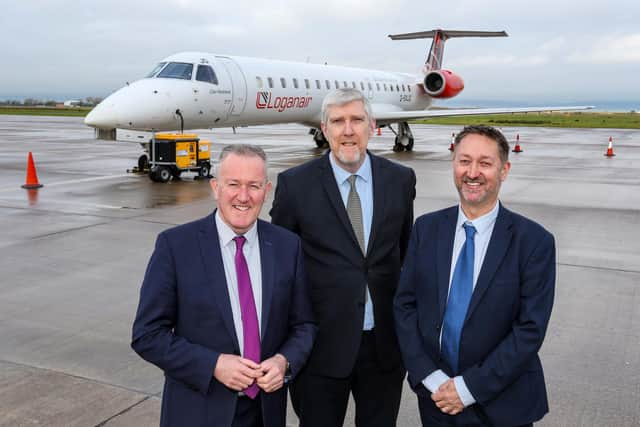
top-left (0, 115), bottom-right (639, 426)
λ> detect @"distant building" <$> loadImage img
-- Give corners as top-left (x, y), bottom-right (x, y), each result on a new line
top-left (63, 100), bottom-right (81, 107)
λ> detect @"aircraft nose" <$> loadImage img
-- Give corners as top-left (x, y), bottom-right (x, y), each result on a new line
top-left (84, 102), bottom-right (118, 129)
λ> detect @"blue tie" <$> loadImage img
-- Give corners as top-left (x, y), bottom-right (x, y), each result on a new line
top-left (442, 223), bottom-right (477, 374)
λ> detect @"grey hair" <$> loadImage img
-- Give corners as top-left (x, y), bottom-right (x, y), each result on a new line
top-left (454, 125), bottom-right (510, 164)
top-left (215, 144), bottom-right (268, 179)
top-left (321, 88), bottom-right (374, 125)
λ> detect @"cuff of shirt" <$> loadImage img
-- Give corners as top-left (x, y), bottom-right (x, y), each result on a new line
top-left (453, 376), bottom-right (476, 407)
top-left (422, 369), bottom-right (449, 393)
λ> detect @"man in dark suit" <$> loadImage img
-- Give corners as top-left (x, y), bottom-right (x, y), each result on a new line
top-left (132, 144), bottom-right (316, 427)
top-left (270, 88), bottom-right (416, 427)
top-left (394, 125), bottom-right (555, 426)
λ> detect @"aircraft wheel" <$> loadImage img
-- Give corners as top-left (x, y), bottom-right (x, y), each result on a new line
top-left (138, 154), bottom-right (149, 171)
top-left (393, 137), bottom-right (404, 152)
top-left (157, 166), bottom-right (172, 183)
top-left (406, 137), bottom-right (415, 151)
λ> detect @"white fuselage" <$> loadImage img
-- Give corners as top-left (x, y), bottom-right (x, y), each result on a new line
top-left (85, 52), bottom-right (432, 132)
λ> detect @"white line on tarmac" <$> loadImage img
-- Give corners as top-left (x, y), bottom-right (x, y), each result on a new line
top-left (0, 174), bottom-right (133, 193)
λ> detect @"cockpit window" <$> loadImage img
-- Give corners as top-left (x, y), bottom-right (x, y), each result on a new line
top-left (196, 65), bottom-right (218, 85)
top-left (157, 62), bottom-right (194, 80)
top-left (146, 62), bottom-right (167, 78)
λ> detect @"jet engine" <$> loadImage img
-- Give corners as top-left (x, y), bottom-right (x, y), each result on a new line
top-left (423, 70), bottom-right (464, 98)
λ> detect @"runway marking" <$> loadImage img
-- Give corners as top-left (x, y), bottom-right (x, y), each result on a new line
top-left (0, 174), bottom-right (133, 193)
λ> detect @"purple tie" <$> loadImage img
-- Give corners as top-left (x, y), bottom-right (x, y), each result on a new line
top-left (233, 236), bottom-right (261, 399)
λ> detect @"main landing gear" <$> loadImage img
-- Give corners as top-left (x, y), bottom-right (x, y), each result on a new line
top-left (310, 128), bottom-right (329, 148)
top-left (390, 121), bottom-right (414, 152)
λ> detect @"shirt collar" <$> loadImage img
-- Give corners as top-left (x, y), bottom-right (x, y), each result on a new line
top-left (456, 200), bottom-right (500, 236)
top-left (329, 151), bottom-right (372, 185)
top-left (215, 210), bottom-right (259, 247)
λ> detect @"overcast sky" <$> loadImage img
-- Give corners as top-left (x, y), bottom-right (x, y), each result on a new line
top-left (1, 0), bottom-right (638, 105)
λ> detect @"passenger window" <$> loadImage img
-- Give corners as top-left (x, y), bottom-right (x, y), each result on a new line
top-left (343, 81), bottom-right (348, 88)
top-left (368, 82), bottom-right (373, 91)
top-left (384, 83), bottom-right (388, 91)
top-left (293, 78), bottom-right (299, 89)
top-left (316, 79), bottom-right (321, 89)
top-left (157, 62), bottom-right (194, 80)
top-left (196, 65), bottom-right (218, 84)
top-left (256, 77), bottom-right (263, 89)
top-left (304, 79), bottom-right (310, 89)
top-left (268, 77), bottom-right (274, 88)
top-left (325, 80), bottom-right (331, 90)
top-left (280, 78), bottom-right (287, 88)
top-left (334, 80), bottom-right (339, 89)
top-left (396, 84), bottom-right (400, 92)
top-left (390, 85), bottom-right (394, 92)
top-left (402, 84), bottom-right (406, 92)
top-left (376, 83), bottom-right (380, 91)
top-left (360, 82), bottom-right (365, 91)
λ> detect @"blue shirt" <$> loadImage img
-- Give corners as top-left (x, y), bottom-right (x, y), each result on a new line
top-left (423, 201), bottom-right (500, 407)
top-left (329, 152), bottom-right (374, 330)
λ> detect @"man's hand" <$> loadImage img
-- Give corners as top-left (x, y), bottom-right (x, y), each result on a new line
top-left (213, 354), bottom-right (263, 391)
top-left (432, 378), bottom-right (465, 415)
top-left (256, 353), bottom-right (287, 393)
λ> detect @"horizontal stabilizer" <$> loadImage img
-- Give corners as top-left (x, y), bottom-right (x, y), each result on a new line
top-left (388, 30), bottom-right (508, 40)
top-left (389, 29), bottom-right (509, 70)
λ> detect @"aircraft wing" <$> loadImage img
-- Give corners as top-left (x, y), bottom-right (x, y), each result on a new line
top-left (373, 105), bottom-right (594, 125)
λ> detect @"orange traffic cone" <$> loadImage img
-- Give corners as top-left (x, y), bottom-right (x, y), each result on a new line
top-left (512, 134), bottom-right (522, 153)
top-left (22, 152), bottom-right (43, 189)
top-left (449, 132), bottom-right (455, 151)
top-left (377, 127), bottom-right (382, 136)
top-left (605, 136), bottom-right (615, 157)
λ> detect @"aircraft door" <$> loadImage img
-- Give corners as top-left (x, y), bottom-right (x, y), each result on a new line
top-left (216, 57), bottom-right (247, 116)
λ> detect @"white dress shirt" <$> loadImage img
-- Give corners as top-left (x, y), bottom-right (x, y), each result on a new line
top-left (215, 211), bottom-right (263, 354)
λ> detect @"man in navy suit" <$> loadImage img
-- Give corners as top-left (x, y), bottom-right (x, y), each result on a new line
top-left (132, 144), bottom-right (316, 427)
top-left (271, 89), bottom-right (416, 427)
top-left (394, 125), bottom-right (555, 426)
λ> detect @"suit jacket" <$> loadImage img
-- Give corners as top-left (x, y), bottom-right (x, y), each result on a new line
top-left (394, 204), bottom-right (555, 426)
top-left (131, 214), bottom-right (316, 427)
top-left (270, 151), bottom-right (416, 377)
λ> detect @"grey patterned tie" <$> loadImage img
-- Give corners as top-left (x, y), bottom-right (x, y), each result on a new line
top-left (347, 175), bottom-right (366, 254)
top-left (347, 174), bottom-right (369, 304)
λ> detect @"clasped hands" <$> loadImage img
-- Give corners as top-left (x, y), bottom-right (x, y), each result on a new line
top-left (431, 378), bottom-right (465, 415)
top-left (214, 353), bottom-right (287, 393)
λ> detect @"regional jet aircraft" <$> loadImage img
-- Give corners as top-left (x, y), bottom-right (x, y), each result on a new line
top-left (85, 29), bottom-right (590, 153)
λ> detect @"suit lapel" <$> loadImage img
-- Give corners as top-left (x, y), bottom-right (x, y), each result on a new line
top-left (320, 153), bottom-right (361, 250)
top-left (367, 153), bottom-right (385, 256)
top-left (465, 204), bottom-right (513, 321)
top-left (437, 207), bottom-right (458, 321)
top-left (257, 221), bottom-right (274, 341)
top-left (198, 212), bottom-right (240, 351)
